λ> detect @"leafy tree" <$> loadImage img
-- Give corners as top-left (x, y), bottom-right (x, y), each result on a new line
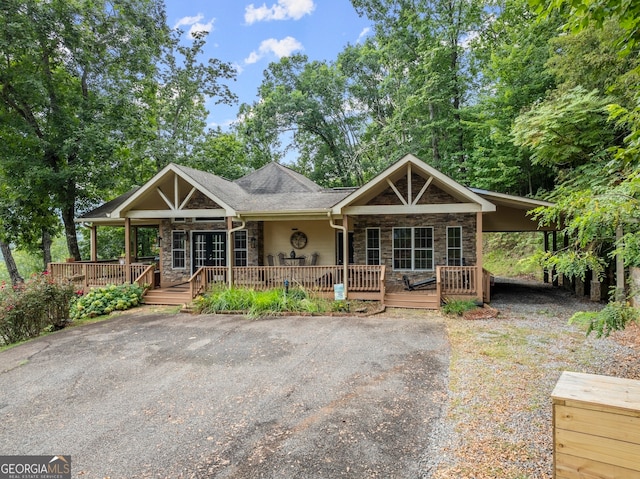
top-left (463, 0), bottom-right (561, 195)
top-left (0, 1), bottom-right (238, 280)
top-left (237, 54), bottom-right (371, 186)
top-left (351, 0), bottom-right (484, 177)
top-left (149, 30), bottom-right (237, 171)
top-left (512, 87), bottom-right (617, 171)
top-left (524, 0), bottom-right (640, 335)
top-left (189, 130), bottom-right (251, 180)
top-left (0, 0), bottom-right (168, 263)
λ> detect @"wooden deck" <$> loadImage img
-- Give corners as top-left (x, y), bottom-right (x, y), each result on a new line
top-left (49, 263), bottom-right (489, 309)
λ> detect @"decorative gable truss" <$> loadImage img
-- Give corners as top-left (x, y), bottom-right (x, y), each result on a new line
top-left (332, 154), bottom-right (496, 215)
top-left (108, 165), bottom-right (233, 219)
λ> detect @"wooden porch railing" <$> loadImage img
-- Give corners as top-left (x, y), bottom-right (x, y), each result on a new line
top-left (189, 266), bottom-right (227, 298)
top-left (48, 262), bottom-right (151, 290)
top-left (189, 265), bottom-right (386, 300)
top-left (437, 266), bottom-right (479, 297)
top-left (134, 264), bottom-right (156, 291)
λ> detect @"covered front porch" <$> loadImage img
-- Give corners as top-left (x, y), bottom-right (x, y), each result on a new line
top-left (48, 261), bottom-right (489, 308)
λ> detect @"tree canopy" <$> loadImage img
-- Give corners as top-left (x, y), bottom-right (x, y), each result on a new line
top-left (0, 0), bottom-right (239, 274)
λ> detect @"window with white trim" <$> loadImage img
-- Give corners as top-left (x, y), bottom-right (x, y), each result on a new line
top-left (234, 230), bottom-right (248, 266)
top-left (447, 226), bottom-right (463, 266)
top-left (393, 227), bottom-right (433, 270)
top-left (366, 228), bottom-right (381, 265)
top-left (172, 230), bottom-right (186, 269)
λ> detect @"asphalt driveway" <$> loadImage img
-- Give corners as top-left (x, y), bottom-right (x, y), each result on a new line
top-left (0, 309), bottom-right (449, 478)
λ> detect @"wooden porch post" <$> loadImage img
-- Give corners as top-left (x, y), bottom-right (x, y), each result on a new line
top-left (476, 211), bottom-right (484, 303)
top-left (90, 225), bottom-right (98, 262)
top-left (124, 217), bottom-right (131, 283)
top-left (343, 215), bottom-right (349, 298)
top-left (132, 226), bottom-right (138, 262)
top-left (227, 216), bottom-right (234, 288)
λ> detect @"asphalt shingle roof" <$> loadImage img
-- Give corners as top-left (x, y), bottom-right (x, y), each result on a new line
top-left (79, 162), bottom-right (355, 220)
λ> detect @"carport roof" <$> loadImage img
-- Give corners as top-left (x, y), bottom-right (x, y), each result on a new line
top-left (470, 188), bottom-right (556, 232)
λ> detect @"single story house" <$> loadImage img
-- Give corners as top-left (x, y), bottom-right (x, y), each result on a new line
top-left (51, 154), bottom-right (553, 308)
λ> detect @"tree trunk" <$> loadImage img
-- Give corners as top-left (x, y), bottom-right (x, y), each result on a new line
top-left (0, 241), bottom-right (23, 286)
top-left (61, 205), bottom-right (81, 261)
top-left (42, 229), bottom-right (52, 270)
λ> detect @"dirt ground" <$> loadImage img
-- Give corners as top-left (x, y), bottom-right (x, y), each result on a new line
top-left (430, 277), bottom-right (640, 478)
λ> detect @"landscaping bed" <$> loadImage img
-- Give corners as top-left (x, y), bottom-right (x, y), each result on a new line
top-left (429, 278), bottom-right (640, 478)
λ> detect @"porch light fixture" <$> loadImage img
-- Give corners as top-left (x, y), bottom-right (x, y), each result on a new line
top-left (250, 236), bottom-right (257, 248)
top-left (156, 236), bottom-right (162, 247)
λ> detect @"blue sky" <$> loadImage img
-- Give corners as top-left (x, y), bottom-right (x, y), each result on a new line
top-left (163, 0), bottom-right (373, 130)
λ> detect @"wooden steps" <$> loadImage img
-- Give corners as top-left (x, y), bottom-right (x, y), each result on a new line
top-left (143, 286), bottom-right (192, 306)
top-left (384, 291), bottom-right (440, 309)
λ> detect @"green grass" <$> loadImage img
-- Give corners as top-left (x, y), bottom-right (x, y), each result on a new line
top-left (194, 285), bottom-right (336, 319)
top-left (483, 232), bottom-right (544, 279)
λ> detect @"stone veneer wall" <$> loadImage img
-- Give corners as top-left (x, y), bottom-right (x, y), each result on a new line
top-left (159, 219), bottom-right (262, 286)
top-left (353, 213), bottom-right (477, 287)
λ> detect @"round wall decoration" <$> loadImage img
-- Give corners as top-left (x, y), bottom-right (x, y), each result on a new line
top-left (290, 231), bottom-right (308, 249)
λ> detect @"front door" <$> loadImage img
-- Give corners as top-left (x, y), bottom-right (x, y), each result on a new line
top-left (192, 232), bottom-right (226, 274)
top-left (336, 231), bottom-right (354, 265)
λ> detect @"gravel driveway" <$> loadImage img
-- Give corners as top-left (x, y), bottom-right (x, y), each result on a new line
top-left (0, 310), bottom-right (449, 478)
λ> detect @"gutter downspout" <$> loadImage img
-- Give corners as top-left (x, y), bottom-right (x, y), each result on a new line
top-left (328, 212), bottom-right (348, 298)
top-left (227, 216), bottom-right (246, 288)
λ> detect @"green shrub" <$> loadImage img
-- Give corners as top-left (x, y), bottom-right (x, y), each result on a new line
top-left (195, 286), bottom-right (333, 318)
top-left (70, 284), bottom-right (144, 321)
top-left (570, 301), bottom-right (640, 338)
top-left (0, 273), bottom-right (77, 345)
top-left (441, 298), bottom-right (479, 316)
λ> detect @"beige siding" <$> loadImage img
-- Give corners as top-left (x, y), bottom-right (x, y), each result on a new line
top-left (263, 220), bottom-right (336, 266)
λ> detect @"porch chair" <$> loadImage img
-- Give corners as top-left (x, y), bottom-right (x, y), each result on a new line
top-left (403, 274), bottom-right (436, 291)
top-left (277, 252), bottom-right (286, 265)
top-left (309, 252), bottom-right (319, 266)
top-left (267, 254), bottom-right (274, 266)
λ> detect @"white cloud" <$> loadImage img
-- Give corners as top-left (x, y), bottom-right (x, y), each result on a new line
top-left (245, 0), bottom-right (315, 24)
top-left (244, 36), bottom-right (303, 64)
top-left (173, 13), bottom-right (215, 39)
top-left (174, 14), bottom-right (203, 29)
top-left (357, 27), bottom-right (370, 43)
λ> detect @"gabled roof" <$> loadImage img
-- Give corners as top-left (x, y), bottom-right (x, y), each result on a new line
top-left (77, 161), bottom-right (354, 221)
top-left (331, 153), bottom-right (496, 214)
top-left (108, 163), bottom-right (241, 218)
top-left (77, 155), bottom-right (553, 225)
